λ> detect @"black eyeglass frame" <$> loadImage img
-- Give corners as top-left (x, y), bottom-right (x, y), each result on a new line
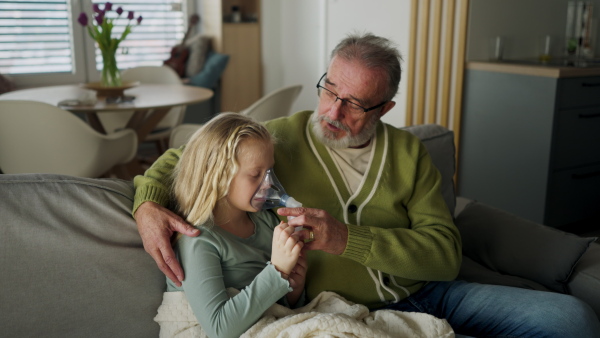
top-left (316, 73), bottom-right (387, 114)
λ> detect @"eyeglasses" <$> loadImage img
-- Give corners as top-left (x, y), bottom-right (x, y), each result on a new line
top-left (316, 73), bottom-right (387, 116)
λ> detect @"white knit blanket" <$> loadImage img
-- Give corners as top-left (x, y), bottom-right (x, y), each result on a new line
top-left (154, 289), bottom-right (454, 338)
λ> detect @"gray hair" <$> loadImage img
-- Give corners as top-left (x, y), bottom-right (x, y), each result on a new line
top-left (330, 32), bottom-right (402, 102)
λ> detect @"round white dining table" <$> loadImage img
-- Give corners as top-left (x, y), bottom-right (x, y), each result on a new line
top-left (0, 84), bottom-right (213, 178)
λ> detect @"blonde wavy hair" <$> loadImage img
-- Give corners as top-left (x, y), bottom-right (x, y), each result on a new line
top-left (172, 112), bottom-right (273, 227)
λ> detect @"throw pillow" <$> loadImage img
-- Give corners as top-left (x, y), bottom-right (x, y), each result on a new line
top-left (188, 51), bottom-right (230, 89)
top-left (455, 201), bottom-right (597, 293)
top-left (185, 34), bottom-right (211, 78)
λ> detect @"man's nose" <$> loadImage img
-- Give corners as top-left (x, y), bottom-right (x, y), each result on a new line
top-left (327, 98), bottom-right (344, 120)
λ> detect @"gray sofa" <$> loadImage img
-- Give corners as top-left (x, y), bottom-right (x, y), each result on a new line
top-left (1, 123), bottom-right (598, 337)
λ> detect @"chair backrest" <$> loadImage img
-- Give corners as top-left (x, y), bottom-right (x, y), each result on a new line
top-left (0, 100), bottom-right (137, 177)
top-left (123, 66), bottom-right (186, 129)
top-left (98, 66), bottom-right (186, 133)
top-left (240, 85), bottom-right (302, 122)
top-left (122, 66), bottom-right (182, 85)
top-left (169, 123), bottom-right (203, 148)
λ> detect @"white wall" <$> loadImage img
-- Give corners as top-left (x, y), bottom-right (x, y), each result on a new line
top-left (262, 0), bottom-right (412, 128)
top-left (326, 0), bottom-right (411, 127)
top-left (261, 0), bottom-right (325, 120)
top-left (261, 0), bottom-right (600, 128)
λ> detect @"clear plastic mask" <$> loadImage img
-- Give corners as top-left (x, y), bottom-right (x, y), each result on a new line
top-left (251, 168), bottom-right (302, 211)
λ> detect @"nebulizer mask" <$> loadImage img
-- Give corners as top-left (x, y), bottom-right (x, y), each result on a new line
top-left (251, 169), bottom-right (313, 240)
top-left (251, 168), bottom-right (302, 212)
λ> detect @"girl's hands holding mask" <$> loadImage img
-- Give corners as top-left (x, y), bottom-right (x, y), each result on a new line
top-left (271, 222), bottom-right (303, 277)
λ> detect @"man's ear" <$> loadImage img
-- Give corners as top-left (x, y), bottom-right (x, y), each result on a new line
top-left (379, 101), bottom-right (396, 118)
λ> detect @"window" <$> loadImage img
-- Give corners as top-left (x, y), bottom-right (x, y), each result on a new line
top-left (0, 0), bottom-right (190, 86)
top-left (0, 0), bottom-right (73, 75)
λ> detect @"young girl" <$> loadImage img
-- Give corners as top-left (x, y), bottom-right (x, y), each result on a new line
top-left (157, 112), bottom-right (306, 338)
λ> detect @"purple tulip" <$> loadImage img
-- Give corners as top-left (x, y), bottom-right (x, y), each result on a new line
top-left (104, 2), bottom-right (112, 11)
top-left (77, 12), bottom-right (88, 26)
top-left (127, 11), bottom-right (134, 20)
top-left (116, 7), bottom-right (123, 15)
top-left (95, 11), bottom-right (105, 25)
top-left (137, 15), bottom-right (143, 25)
top-left (92, 3), bottom-right (101, 13)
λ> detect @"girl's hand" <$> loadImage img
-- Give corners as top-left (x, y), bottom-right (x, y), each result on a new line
top-left (271, 222), bottom-right (303, 276)
top-left (288, 254), bottom-right (307, 289)
top-left (286, 254), bottom-right (307, 307)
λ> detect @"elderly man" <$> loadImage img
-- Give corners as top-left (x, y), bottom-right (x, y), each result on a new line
top-left (133, 33), bottom-right (599, 337)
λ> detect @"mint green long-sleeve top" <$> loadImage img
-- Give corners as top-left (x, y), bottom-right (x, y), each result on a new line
top-left (136, 111), bottom-right (461, 309)
top-left (167, 210), bottom-right (292, 338)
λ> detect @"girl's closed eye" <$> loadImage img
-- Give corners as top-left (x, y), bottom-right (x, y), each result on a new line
top-left (248, 171), bottom-right (262, 181)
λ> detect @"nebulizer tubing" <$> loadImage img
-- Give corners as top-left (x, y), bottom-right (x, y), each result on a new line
top-left (251, 168), bottom-right (304, 231)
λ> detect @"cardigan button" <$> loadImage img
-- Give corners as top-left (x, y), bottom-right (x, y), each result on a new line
top-left (348, 204), bottom-right (358, 213)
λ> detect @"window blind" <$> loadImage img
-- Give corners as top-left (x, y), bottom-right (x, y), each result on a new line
top-left (0, 0), bottom-right (187, 76)
top-left (0, 0), bottom-right (73, 75)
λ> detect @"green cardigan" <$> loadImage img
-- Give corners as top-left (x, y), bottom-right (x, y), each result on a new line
top-left (134, 111), bottom-right (461, 309)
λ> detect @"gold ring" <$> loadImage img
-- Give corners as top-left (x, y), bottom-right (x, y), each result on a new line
top-left (304, 230), bottom-right (315, 243)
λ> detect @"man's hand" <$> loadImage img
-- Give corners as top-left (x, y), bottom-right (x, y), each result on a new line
top-left (277, 207), bottom-right (348, 255)
top-left (134, 201), bottom-right (200, 287)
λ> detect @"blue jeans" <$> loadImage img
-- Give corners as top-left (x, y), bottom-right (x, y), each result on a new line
top-left (377, 280), bottom-right (600, 337)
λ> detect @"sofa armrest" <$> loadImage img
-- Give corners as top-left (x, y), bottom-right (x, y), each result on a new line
top-left (0, 174), bottom-right (164, 337)
top-left (454, 196), bottom-right (474, 217)
top-left (569, 243), bottom-right (600, 318)
top-left (454, 199), bottom-right (596, 293)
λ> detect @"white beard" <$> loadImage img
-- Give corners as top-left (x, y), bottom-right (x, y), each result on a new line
top-left (310, 109), bottom-right (379, 149)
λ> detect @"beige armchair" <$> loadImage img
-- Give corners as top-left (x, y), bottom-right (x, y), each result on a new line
top-left (0, 100), bottom-right (137, 177)
top-left (240, 85), bottom-right (302, 122)
top-left (167, 85), bottom-right (303, 150)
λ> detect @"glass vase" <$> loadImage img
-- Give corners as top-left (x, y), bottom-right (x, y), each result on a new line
top-left (100, 48), bottom-right (122, 87)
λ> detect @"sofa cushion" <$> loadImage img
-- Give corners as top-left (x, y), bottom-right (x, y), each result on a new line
top-left (0, 174), bottom-right (164, 337)
top-left (185, 34), bottom-right (212, 78)
top-left (455, 201), bottom-right (597, 293)
top-left (402, 124), bottom-right (456, 214)
top-left (458, 256), bottom-right (551, 292)
top-left (188, 50), bottom-right (230, 89)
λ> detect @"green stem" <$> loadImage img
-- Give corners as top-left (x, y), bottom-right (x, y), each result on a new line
top-left (100, 47), bottom-right (122, 87)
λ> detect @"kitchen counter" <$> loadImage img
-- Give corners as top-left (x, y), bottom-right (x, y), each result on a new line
top-left (467, 60), bottom-right (600, 78)
top-left (459, 62), bottom-right (600, 227)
